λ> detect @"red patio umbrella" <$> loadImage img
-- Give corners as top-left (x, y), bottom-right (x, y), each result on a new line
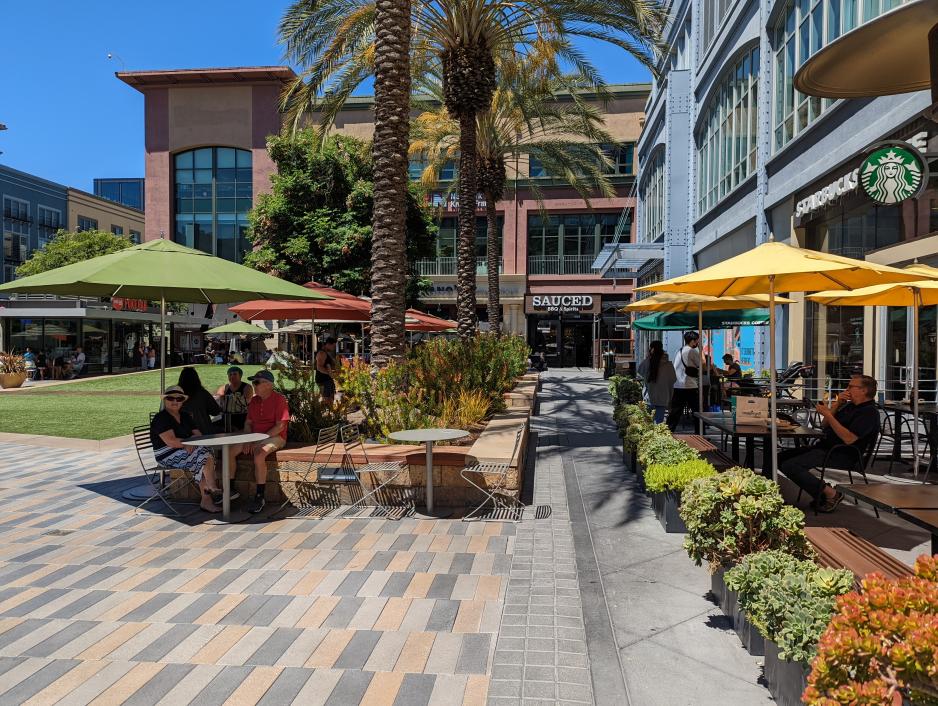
top-left (230, 282), bottom-right (369, 322)
top-left (405, 309), bottom-right (457, 332)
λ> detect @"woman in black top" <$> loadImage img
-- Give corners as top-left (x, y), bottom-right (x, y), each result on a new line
top-left (315, 337), bottom-right (340, 406)
top-left (215, 366), bottom-right (254, 431)
top-left (150, 385), bottom-right (220, 513)
top-left (178, 367), bottom-right (222, 434)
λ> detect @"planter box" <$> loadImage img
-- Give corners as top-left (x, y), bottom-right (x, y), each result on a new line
top-left (764, 640), bottom-right (809, 706)
top-left (650, 490), bottom-right (687, 533)
top-left (712, 568), bottom-right (765, 656)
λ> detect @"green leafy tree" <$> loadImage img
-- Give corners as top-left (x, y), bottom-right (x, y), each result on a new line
top-left (279, 0), bottom-right (667, 340)
top-left (245, 132), bottom-right (435, 303)
top-left (16, 229), bottom-right (133, 278)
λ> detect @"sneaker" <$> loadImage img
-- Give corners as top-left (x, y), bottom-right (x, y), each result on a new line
top-left (249, 496), bottom-right (266, 514)
top-left (818, 490), bottom-right (845, 513)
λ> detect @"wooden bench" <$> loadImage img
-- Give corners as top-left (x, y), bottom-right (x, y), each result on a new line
top-left (702, 449), bottom-right (737, 472)
top-left (805, 527), bottom-right (913, 588)
top-left (673, 433), bottom-right (735, 471)
top-left (673, 434), bottom-right (717, 452)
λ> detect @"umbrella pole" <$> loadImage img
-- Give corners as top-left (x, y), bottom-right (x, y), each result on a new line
top-left (698, 303), bottom-right (704, 434)
top-left (913, 289), bottom-right (921, 477)
top-left (160, 294), bottom-right (166, 394)
top-left (769, 276), bottom-right (778, 482)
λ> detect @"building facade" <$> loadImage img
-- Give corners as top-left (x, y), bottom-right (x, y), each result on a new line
top-left (629, 0), bottom-right (935, 395)
top-left (120, 67), bottom-right (647, 367)
top-left (93, 178), bottom-right (145, 211)
top-left (66, 188), bottom-right (145, 243)
top-left (0, 166), bottom-right (68, 284)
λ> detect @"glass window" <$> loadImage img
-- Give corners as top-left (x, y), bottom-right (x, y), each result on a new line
top-left (696, 46), bottom-right (759, 215)
top-left (639, 149), bottom-right (666, 243)
top-left (529, 157), bottom-right (548, 178)
top-left (773, 0), bottom-right (908, 150)
top-left (173, 147), bottom-right (252, 261)
top-left (601, 144), bottom-right (635, 175)
top-left (129, 230), bottom-right (141, 244)
top-left (111, 225), bottom-right (124, 236)
top-left (527, 212), bottom-right (616, 273)
top-left (77, 216), bottom-right (98, 232)
top-left (36, 206), bottom-right (61, 248)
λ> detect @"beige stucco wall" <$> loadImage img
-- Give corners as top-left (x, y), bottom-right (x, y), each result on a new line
top-left (168, 86), bottom-right (253, 152)
top-left (66, 189), bottom-right (145, 238)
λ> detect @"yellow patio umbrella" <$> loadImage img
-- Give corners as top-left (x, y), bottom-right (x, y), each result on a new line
top-left (808, 264), bottom-right (938, 479)
top-left (626, 293), bottom-right (795, 432)
top-left (636, 239), bottom-right (924, 481)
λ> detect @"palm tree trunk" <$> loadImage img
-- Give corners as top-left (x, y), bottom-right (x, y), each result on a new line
top-left (369, 0), bottom-right (411, 365)
top-left (485, 190), bottom-right (501, 336)
top-left (456, 113), bottom-right (478, 339)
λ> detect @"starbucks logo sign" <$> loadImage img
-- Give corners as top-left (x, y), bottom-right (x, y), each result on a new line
top-left (860, 143), bottom-right (926, 205)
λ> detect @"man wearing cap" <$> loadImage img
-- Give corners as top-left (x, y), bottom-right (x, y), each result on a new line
top-left (150, 385), bottom-right (222, 513)
top-left (227, 370), bottom-right (290, 513)
top-left (215, 366), bottom-right (253, 432)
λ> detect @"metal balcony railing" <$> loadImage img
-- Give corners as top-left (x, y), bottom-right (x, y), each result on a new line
top-left (416, 257), bottom-right (503, 276)
top-left (527, 254), bottom-right (598, 275)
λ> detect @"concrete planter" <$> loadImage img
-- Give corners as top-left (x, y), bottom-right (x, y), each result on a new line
top-left (0, 372), bottom-right (27, 389)
top-left (764, 640), bottom-right (809, 706)
top-left (650, 490), bottom-right (687, 533)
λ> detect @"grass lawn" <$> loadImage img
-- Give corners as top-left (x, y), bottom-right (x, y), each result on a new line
top-left (0, 364), bottom-right (268, 440)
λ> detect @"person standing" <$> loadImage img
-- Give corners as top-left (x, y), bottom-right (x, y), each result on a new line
top-left (138, 344), bottom-right (148, 371)
top-left (227, 370), bottom-right (290, 514)
top-left (148, 346), bottom-right (157, 369)
top-left (668, 331), bottom-right (701, 431)
top-left (637, 340), bottom-right (676, 424)
top-left (315, 337), bottom-right (341, 406)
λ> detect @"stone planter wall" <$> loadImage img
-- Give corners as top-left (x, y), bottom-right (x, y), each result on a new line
top-left (650, 490), bottom-right (686, 533)
top-left (168, 372), bottom-right (538, 508)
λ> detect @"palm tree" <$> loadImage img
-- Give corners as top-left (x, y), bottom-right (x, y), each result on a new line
top-left (279, 0), bottom-right (667, 340)
top-left (411, 75), bottom-right (618, 334)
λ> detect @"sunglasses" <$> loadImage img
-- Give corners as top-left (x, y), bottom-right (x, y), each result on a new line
top-left (164, 396), bottom-right (186, 402)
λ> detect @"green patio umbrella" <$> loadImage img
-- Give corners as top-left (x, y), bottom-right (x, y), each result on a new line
top-left (0, 239), bottom-right (329, 391)
top-left (632, 308), bottom-right (771, 331)
top-left (205, 321), bottom-right (271, 335)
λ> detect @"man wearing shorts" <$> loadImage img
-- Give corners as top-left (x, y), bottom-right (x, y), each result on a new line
top-left (227, 370), bottom-right (290, 513)
top-left (315, 337), bottom-right (340, 406)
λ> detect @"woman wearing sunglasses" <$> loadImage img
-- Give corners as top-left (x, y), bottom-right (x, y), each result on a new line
top-left (150, 385), bottom-right (222, 513)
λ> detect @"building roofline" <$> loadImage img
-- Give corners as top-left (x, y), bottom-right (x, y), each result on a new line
top-left (116, 66), bottom-right (297, 89)
top-left (0, 163), bottom-right (69, 192)
top-left (66, 186), bottom-right (145, 216)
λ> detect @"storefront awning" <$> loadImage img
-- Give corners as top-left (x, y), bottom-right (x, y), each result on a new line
top-left (592, 243), bottom-right (666, 277)
top-left (632, 308), bottom-right (771, 331)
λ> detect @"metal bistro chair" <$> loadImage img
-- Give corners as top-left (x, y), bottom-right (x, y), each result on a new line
top-left (270, 424), bottom-right (341, 518)
top-left (462, 424), bottom-right (526, 522)
top-left (132, 425), bottom-right (200, 516)
top-left (340, 424), bottom-right (411, 519)
top-left (873, 405), bottom-right (931, 475)
top-left (796, 434), bottom-right (880, 518)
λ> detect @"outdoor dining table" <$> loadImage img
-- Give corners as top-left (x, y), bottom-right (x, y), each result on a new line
top-left (694, 412), bottom-right (824, 475)
top-left (388, 428), bottom-right (468, 517)
top-left (838, 482), bottom-right (938, 554)
top-left (183, 431), bottom-right (268, 521)
top-left (881, 401), bottom-right (938, 476)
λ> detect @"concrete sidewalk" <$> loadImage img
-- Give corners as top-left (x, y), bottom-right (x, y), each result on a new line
top-left (528, 370), bottom-right (771, 706)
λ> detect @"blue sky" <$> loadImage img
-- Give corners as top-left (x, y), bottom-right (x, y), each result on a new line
top-left (0, 1), bottom-right (652, 192)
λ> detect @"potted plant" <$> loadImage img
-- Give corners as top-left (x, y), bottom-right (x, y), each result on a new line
top-left (635, 425), bottom-right (699, 490)
top-left (725, 550), bottom-right (853, 666)
top-left (644, 459), bottom-right (716, 533)
top-left (804, 553), bottom-right (938, 706)
top-left (616, 403), bottom-right (653, 470)
top-left (0, 353), bottom-right (28, 389)
top-left (679, 467), bottom-right (813, 613)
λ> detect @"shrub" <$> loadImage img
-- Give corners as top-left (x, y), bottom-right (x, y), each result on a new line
top-left (609, 375), bottom-right (643, 404)
top-left (272, 356), bottom-right (348, 442)
top-left (0, 353), bottom-right (26, 374)
top-left (679, 467), bottom-right (813, 571)
top-left (439, 389), bottom-right (490, 429)
top-left (726, 550), bottom-right (853, 663)
top-left (637, 424), bottom-right (699, 467)
top-left (644, 459), bottom-right (717, 494)
top-left (615, 403), bottom-right (654, 452)
top-left (804, 554), bottom-right (938, 706)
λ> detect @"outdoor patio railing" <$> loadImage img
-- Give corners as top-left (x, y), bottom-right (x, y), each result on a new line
top-left (527, 255), bottom-right (597, 275)
top-left (416, 257), bottom-right (503, 276)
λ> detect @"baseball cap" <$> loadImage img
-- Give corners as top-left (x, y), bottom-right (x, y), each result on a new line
top-left (249, 370), bottom-right (275, 383)
top-left (227, 366), bottom-right (243, 376)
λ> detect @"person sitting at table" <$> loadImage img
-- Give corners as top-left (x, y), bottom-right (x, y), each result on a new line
top-left (35, 350), bottom-right (47, 381)
top-left (777, 374), bottom-right (880, 513)
top-left (178, 366), bottom-right (222, 434)
top-left (148, 347), bottom-right (157, 369)
top-left (226, 369), bottom-right (290, 514)
top-left (150, 385), bottom-right (221, 513)
top-left (712, 354), bottom-right (743, 401)
top-left (70, 346), bottom-right (86, 378)
top-left (215, 366), bottom-right (253, 431)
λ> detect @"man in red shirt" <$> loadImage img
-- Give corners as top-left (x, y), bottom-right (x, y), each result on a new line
top-left (227, 370), bottom-right (290, 513)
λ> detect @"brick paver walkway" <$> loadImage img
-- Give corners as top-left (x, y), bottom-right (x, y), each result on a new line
top-left (0, 441), bottom-right (518, 704)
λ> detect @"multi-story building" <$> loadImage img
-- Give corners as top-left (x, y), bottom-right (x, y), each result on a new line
top-left (93, 178), bottom-right (145, 212)
top-left (0, 165), bottom-right (68, 283)
top-left (616, 0), bottom-right (937, 395)
top-left (66, 188), bottom-right (145, 243)
top-left (118, 67), bottom-right (647, 367)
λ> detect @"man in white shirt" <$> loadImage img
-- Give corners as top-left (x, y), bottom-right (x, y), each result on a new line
top-left (668, 331), bottom-right (701, 431)
top-left (71, 346), bottom-right (87, 378)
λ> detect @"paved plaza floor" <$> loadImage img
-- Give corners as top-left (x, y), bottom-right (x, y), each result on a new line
top-left (0, 369), bottom-right (927, 705)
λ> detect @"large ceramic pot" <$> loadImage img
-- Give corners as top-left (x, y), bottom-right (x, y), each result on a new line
top-left (0, 372), bottom-right (27, 389)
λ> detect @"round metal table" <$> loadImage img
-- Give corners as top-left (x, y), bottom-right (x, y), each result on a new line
top-left (388, 428), bottom-right (468, 516)
top-left (183, 432), bottom-right (268, 521)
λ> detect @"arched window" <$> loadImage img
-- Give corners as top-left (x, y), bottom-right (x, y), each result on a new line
top-left (696, 45), bottom-right (759, 215)
top-left (174, 147), bottom-right (252, 262)
top-left (640, 148), bottom-right (666, 243)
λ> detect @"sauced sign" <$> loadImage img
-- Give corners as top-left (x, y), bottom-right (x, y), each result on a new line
top-left (527, 295), bottom-right (596, 313)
